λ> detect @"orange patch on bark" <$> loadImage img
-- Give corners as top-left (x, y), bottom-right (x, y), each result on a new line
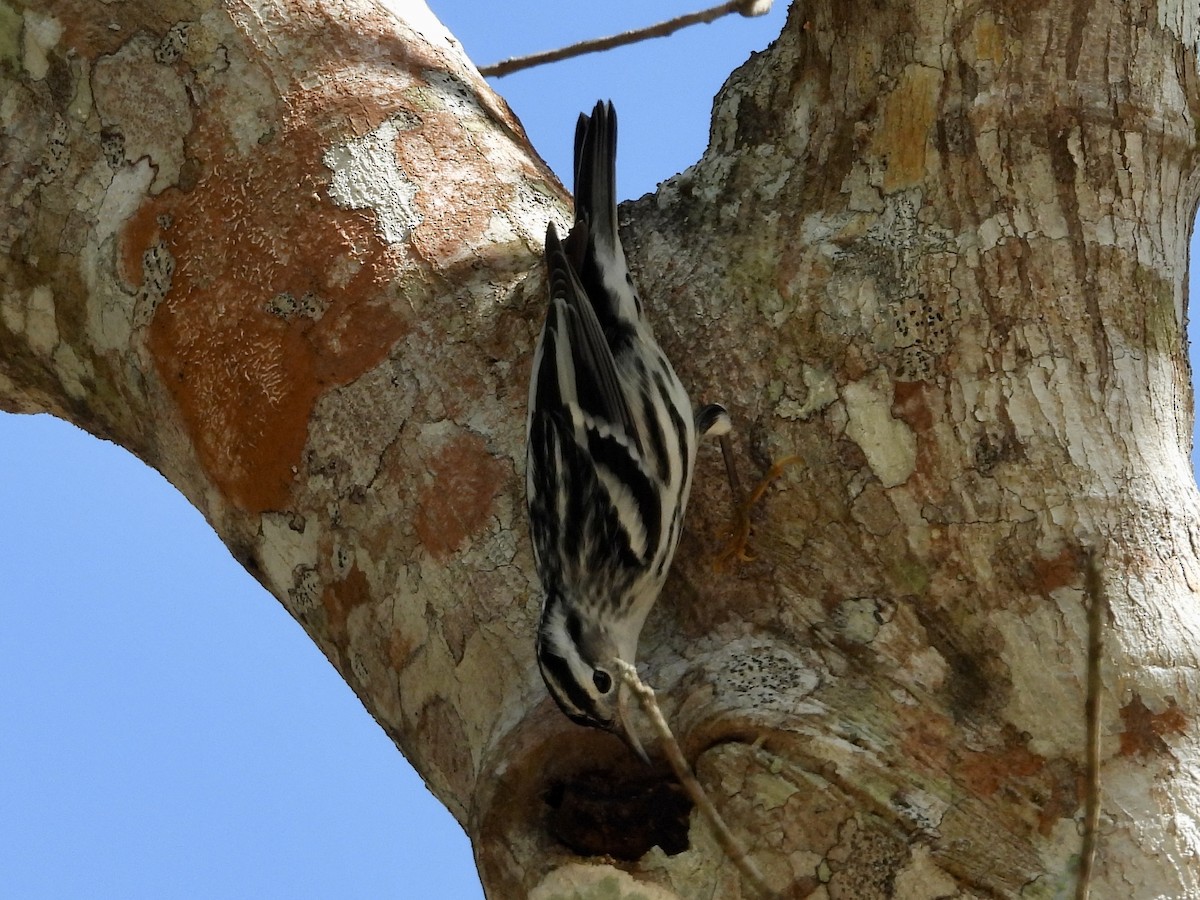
top-left (135, 113), bottom-right (411, 513)
top-left (1119, 694), bottom-right (1187, 758)
top-left (414, 431), bottom-right (506, 561)
top-left (323, 564), bottom-right (371, 640)
top-left (957, 742), bottom-right (1045, 797)
top-left (892, 381), bottom-right (933, 432)
top-left (125, 20), bottom-right (543, 516)
top-left (1030, 546), bottom-right (1080, 594)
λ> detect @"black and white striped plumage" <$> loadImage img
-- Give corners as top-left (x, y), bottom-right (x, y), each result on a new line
top-left (526, 101), bottom-right (726, 758)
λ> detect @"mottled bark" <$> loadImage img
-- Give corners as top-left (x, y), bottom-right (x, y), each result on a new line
top-left (4, 1), bottom-right (1200, 897)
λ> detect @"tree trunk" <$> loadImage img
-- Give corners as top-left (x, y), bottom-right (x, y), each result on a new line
top-left (4, 1), bottom-right (1199, 896)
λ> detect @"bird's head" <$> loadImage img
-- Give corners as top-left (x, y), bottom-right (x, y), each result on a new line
top-left (536, 593), bottom-right (648, 762)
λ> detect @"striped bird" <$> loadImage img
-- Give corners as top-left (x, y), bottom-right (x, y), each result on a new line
top-left (526, 101), bottom-right (728, 759)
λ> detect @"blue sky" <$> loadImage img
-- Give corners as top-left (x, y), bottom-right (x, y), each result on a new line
top-left (0, 3), bottom-right (790, 898)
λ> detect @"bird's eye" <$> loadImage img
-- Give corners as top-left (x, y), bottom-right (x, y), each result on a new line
top-left (592, 669), bottom-right (613, 693)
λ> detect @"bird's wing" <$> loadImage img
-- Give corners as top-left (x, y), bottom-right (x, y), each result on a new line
top-left (539, 221), bottom-right (640, 450)
top-left (529, 223), bottom-right (662, 566)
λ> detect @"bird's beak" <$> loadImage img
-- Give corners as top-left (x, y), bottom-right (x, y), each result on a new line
top-left (616, 681), bottom-right (650, 764)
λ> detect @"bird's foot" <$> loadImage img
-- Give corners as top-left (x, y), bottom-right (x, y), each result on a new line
top-left (712, 453), bottom-right (802, 572)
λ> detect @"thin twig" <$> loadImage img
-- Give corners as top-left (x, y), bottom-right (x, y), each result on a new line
top-left (1077, 548), bottom-right (1106, 900)
top-left (480, 1), bottom-right (774, 78)
top-left (614, 660), bottom-right (775, 897)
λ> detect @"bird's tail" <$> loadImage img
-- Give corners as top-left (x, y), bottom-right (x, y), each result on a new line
top-left (572, 100), bottom-right (619, 264)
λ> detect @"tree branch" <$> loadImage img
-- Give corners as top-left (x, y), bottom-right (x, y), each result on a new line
top-left (479, 1), bottom-right (773, 77)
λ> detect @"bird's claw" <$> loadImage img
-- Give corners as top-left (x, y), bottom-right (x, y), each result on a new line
top-left (712, 454), bottom-right (802, 572)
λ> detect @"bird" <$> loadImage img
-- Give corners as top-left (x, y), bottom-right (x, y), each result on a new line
top-left (526, 100), bottom-right (728, 760)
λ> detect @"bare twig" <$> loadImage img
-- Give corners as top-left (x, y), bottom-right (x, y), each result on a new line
top-left (480, 1), bottom-right (774, 78)
top-left (614, 660), bottom-right (775, 897)
top-left (1077, 548), bottom-right (1106, 900)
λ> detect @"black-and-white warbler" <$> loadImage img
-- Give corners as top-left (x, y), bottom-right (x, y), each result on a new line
top-left (526, 101), bottom-right (728, 760)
